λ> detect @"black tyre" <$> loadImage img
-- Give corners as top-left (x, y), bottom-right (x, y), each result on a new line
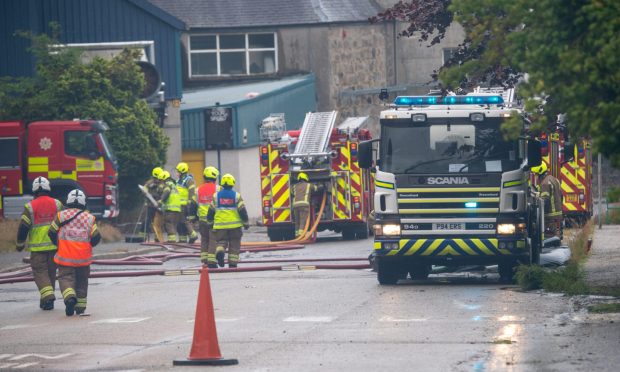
top-left (408, 263), bottom-right (431, 280)
top-left (498, 261), bottom-right (516, 283)
top-left (342, 229), bottom-right (356, 240)
top-left (377, 259), bottom-right (402, 285)
top-left (267, 227), bottom-right (283, 241)
top-left (356, 225), bottom-right (369, 239)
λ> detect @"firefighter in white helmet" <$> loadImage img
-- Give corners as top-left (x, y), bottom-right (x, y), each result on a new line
top-left (48, 189), bottom-right (100, 316)
top-left (16, 177), bottom-right (63, 310)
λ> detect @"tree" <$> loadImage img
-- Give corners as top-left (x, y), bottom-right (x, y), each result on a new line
top-left (0, 25), bottom-right (169, 208)
top-left (371, 0), bottom-right (620, 166)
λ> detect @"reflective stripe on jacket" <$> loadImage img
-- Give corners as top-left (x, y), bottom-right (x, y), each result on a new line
top-left (176, 174), bottom-right (195, 206)
top-left (197, 182), bottom-right (219, 221)
top-left (541, 175), bottom-right (563, 217)
top-left (53, 209), bottom-right (97, 267)
top-left (24, 196), bottom-right (63, 251)
top-left (164, 180), bottom-right (182, 212)
top-left (211, 189), bottom-right (244, 230)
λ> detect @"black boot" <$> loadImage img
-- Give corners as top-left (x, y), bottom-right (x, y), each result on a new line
top-left (42, 298), bottom-right (54, 310)
top-left (65, 298), bottom-right (76, 316)
top-left (207, 263), bottom-right (218, 269)
top-left (229, 263), bottom-right (237, 268)
top-left (216, 251), bottom-right (225, 267)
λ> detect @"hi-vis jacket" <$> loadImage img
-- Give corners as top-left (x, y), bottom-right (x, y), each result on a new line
top-left (197, 182), bottom-right (220, 222)
top-left (161, 180), bottom-right (182, 212)
top-left (176, 174), bottom-right (196, 206)
top-left (16, 195), bottom-right (63, 251)
top-left (540, 174), bottom-right (563, 217)
top-left (293, 181), bottom-right (318, 208)
top-left (206, 188), bottom-right (249, 230)
top-left (49, 208), bottom-right (100, 267)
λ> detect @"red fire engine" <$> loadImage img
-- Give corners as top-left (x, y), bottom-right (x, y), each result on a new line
top-left (540, 127), bottom-right (593, 227)
top-left (0, 120), bottom-right (119, 219)
top-left (258, 112), bottom-right (374, 241)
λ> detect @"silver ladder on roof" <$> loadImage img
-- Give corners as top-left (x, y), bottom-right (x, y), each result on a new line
top-left (473, 86), bottom-right (515, 105)
top-left (293, 111), bottom-right (338, 155)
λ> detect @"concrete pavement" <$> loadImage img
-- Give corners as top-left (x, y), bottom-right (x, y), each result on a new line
top-left (584, 224), bottom-right (620, 289)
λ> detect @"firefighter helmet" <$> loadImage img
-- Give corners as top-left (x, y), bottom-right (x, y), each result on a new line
top-left (158, 170), bottom-right (171, 181)
top-left (176, 162), bottom-right (189, 173)
top-left (297, 172), bottom-right (309, 182)
top-left (203, 166), bottom-right (219, 180)
top-left (531, 162), bottom-right (548, 175)
top-left (32, 176), bottom-right (51, 193)
top-left (221, 173), bottom-right (235, 187)
top-left (66, 189), bottom-right (87, 208)
top-left (152, 167), bottom-right (163, 178)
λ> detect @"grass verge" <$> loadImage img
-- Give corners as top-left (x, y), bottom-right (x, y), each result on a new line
top-left (587, 303), bottom-right (620, 314)
top-left (516, 220), bottom-right (594, 295)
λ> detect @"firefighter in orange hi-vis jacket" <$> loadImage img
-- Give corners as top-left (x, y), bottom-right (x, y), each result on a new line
top-left (48, 189), bottom-right (100, 316)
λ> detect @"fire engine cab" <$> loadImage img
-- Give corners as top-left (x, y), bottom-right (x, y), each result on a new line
top-left (0, 120), bottom-right (119, 219)
top-left (258, 112), bottom-right (374, 241)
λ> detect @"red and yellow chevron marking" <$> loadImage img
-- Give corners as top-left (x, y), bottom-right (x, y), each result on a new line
top-left (349, 146), bottom-right (363, 221)
top-left (561, 155), bottom-right (587, 212)
top-left (271, 174), bottom-right (291, 222)
top-left (331, 171), bottom-right (351, 220)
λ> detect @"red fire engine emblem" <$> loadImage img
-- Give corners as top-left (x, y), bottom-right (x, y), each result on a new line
top-left (39, 137), bottom-right (52, 151)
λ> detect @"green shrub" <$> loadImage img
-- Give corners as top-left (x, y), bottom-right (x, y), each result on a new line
top-left (607, 186), bottom-right (620, 203)
top-left (516, 265), bottom-right (546, 290)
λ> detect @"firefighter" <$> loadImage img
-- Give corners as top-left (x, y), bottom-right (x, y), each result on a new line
top-left (144, 166), bottom-right (164, 242)
top-left (48, 189), bottom-right (100, 316)
top-left (16, 177), bottom-right (63, 311)
top-left (175, 162), bottom-right (198, 243)
top-left (196, 166), bottom-right (220, 267)
top-left (292, 172), bottom-right (321, 238)
top-left (158, 170), bottom-right (182, 243)
top-left (532, 162), bottom-right (563, 239)
top-left (206, 174), bottom-right (250, 268)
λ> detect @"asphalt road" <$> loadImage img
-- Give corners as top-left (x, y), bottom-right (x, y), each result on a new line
top-left (1, 232), bottom-right (618, 371)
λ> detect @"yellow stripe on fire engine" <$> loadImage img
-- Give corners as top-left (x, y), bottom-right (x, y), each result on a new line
top-left (48, 170), bottom-right (77, 180)
top-left (76, 157), bottom-right (104, 171)
top-left (269, 146), bottom-right (279, 172)
top-left (341, 146), bottom-right (350, 170)
top-left (275, 209), bottom-right (290, 222)
top-left (28, 157), bottom-right (48, 173)
top-left (399, 208), bottom-right (499, 214)
top-left (402, 239), bottom-right (426, 256)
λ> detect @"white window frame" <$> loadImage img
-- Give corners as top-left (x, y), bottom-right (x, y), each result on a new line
top-left (189, 33), bottom-right (278, 77)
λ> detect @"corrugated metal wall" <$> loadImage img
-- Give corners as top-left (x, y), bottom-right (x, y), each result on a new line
top-left (181, 77), bottom-right (317, 150)
top-left (0, 0), bottom-right (183, 99)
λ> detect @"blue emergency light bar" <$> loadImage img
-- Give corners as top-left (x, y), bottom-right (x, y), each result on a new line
top-left (394, 95), bottom-right (504, 106)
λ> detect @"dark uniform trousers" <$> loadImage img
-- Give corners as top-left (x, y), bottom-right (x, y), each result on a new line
top-left (57, 265), bottom-right (90, 313)
top-left (30, 251), bottom-right (57, 303)
top-left (199, 221), bottom-right (216, 264)
top-left (214, 227), bottom-right (243, 265)
top-left (293, 205), bottom-right (310, 237)
top-left (164, 211), bottom-right (181, 242)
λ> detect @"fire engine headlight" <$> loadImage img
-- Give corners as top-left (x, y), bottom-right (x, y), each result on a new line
top-left (381, 223), bottom-right (401, 236)
top-left (497, 223), bottom-right (516, 235)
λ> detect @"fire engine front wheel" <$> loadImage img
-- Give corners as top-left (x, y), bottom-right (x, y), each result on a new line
top-left (408, 263), bottom-right (431, 280)
top-left (498, 260), bottom-right (517, 284)
top-left (377, 259), bottom-right (407, 285)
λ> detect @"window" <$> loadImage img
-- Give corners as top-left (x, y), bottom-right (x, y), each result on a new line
top-left (189, 33), bottom-right (277, 77)
top-left (0, 138), bottom-right (19, 168)
top-left (442, 47), bottom-right (458, 66)
top-left (65, 131), bottom-right (99, 158)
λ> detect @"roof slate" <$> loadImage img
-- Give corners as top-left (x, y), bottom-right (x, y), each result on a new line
top-left (148, 0), bottom-right (383, 29)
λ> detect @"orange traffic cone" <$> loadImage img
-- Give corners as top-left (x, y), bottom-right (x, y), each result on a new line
top-left (173, 265), bottom-right (238, 366)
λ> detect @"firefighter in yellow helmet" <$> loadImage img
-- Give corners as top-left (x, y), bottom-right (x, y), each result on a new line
top-left (196, 166), bottom-right (221, 266)
top-left (292, 172), bottom-right (320, 238)
top-left (144, 167), bottom-right (164, 242)
top-left (175, 162), bottom-right (199, 244)
top-left (157, 171), bottom-right (182, 243)
top-left (532, 161), bottom-right (563, 239)
top-left (206, 174), bottom-right (250, 268)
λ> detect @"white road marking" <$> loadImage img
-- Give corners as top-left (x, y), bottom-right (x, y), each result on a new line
top-left (13, 362), bottom-right (39, 369)
top-left (453, 300), bottom-right (481, 310)
top-left (91, 318), bottom-right (150, 324)
top-left (0, 325), bottom-right (35, 330)
top-left (283, 316), bottom-right (333, 322)
top-left (379, 316), bottom-right (427, 322)
top-left (0, 355), bottom-right (13, 360)
top-left (186, 317), bottom-right (243, 323)
top-left (9, 353), bottom-right (72, 360)
top-left (0, 363), bottom-right (20, 368)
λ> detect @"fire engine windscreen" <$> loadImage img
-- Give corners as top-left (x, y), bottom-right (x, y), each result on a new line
top-left (379, 118), bottom-right (520, 174)
top-left (96, 133), bottom-right (117, 167)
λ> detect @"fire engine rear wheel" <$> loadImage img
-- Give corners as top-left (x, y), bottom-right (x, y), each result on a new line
top-left (342, 229), bottom-right (356, 240)
top-left (377, 259), bottom-right (405, 285)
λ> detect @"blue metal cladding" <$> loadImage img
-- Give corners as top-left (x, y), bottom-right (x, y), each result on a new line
top-left (0, 0), bottom-right (184, 99)
top-left (181, 77), bottom-right (317, 150)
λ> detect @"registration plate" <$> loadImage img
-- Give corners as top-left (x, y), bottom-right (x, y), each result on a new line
top-left (432, 223), bottom-right (465, 230)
